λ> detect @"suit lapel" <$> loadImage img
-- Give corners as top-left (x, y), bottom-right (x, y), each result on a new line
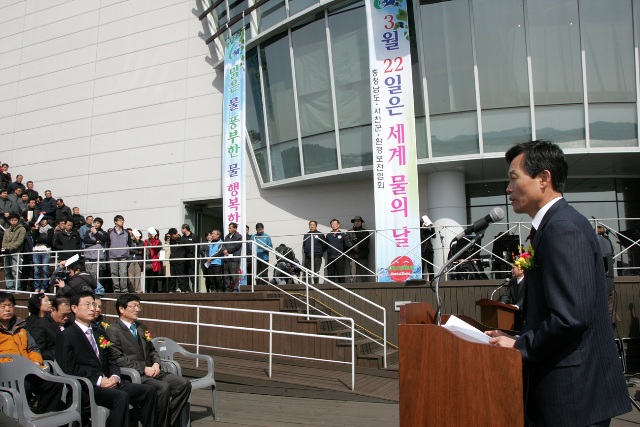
top-left (72, 323), bottom-right (101, 363)
top-left (118, 320), bottom-right (145, 358)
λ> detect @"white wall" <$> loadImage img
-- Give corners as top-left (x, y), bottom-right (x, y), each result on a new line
top-left (0, 0), bottom-right (222, 233)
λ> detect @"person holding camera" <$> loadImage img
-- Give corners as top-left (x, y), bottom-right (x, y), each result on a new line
top-left (51, 259), bottom-right (97, 298)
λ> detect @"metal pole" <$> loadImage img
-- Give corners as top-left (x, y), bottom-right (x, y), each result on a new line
top-left (268, 313), bottom-right (273, 378)
top-left (351, 320), bottom-right (355, 390)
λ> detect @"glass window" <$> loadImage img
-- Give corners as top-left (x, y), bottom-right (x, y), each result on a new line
top-left (481, 107), bottom-right (530, 153)
top-left (535, 105), bottom-right (585, 149)
top-left (420, 0), bottom-right (476, 114)
top-left (261, 34), bottom-right (301, 179)
top-left (430, 112), bottom-right (478, 157)
top-left (229, 0), bottom-right (247, 23)
top-left (416, 116), bottom-right (427, 159)
top-left (589, 104), bottom-right (637, 148)
top-left (257, 0), bottom-right (286, 34)
top-left (527, 0), bottom-right (582, 105)
top-left (289, 0), bottom-right (318, 16)
top-left (328, 3), bottom-right (372, 167)
top-left (473, 0), bottom-right (529, 109)
top-left (246, 48), bottom-right (270, 182)
top-left (292, 18), bottom-right (338, 174)
top-left (582, 0), bottom-right (635, 103)
top-left (214, 1), bottom-right (228, 29)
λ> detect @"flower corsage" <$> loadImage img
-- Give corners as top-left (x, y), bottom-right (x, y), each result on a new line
top-left (514, 245), bottom-right (535, 271)
top-left (98, 336), bottom-right (112, 349)
top-left (100, 321), bottom-right (110, 329)
top-left (144, 330), bottom-right (152, 342)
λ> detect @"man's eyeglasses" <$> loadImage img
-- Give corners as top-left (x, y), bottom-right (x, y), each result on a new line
top-left (127, 304), bottom-right (142, 311)
top-left (78, 302), bottom-right (98, 309)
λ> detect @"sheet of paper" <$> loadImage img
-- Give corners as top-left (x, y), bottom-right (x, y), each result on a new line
top-left (35, 213), bottom-right (44, 224)
top-left (65, 254), bottom-right (80, 267)
top-left (443, 315), bottom-right (491, 345)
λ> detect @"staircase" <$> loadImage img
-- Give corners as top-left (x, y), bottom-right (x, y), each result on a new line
top-left (266, 292), bottom-right (398, 370)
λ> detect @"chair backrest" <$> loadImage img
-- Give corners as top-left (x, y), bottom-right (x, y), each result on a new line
top-left (0, 355), bottom-right (38, 402)
top-left (152, 337), bottom-right (184, 360)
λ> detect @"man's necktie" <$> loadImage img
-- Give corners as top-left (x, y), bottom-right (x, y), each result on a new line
top-left (86, 328), bottom-right (99, 357)
top-left (528, 227), bottom-right (537, 242)
top-left (130, 323), bottom-right (138, 339)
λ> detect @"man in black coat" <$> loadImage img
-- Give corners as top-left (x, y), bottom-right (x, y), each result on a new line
top-left (56, 291), bottom-right (157, 427)
top-left (214, 222), bottom-right (243, 291)
top-left (487, 141), bottom-right (630, 426)
top-left (29, 297), bottom-right (72, 361)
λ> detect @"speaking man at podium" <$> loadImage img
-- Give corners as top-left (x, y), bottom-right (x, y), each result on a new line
top-left (486, 141), bottom-right (630, 426)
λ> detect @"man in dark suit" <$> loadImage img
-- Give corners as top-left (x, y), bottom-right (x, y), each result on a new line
top-left (29, 297), bottom-right (72, 361)
top-left (106, 294), bottom-right (191, 427)
top-left (487, 141), bottom-right (630, 426)
top-left (55, 291), bottom-right (157, 427)
top-left (214, 222), bottom-right (243, 291)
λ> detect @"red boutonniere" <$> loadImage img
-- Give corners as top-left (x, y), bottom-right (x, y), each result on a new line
top-left (100, 321), bottom-right (110, 329)
top-left (144, 330), bottom-right (152, 342)
top-left (98, 336), bottom-right (112, 349)
top-left (514, 245), bottom-right (535, 271)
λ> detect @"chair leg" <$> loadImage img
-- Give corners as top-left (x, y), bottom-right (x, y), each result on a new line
top-left (212, 387), bottom-right (219, 421)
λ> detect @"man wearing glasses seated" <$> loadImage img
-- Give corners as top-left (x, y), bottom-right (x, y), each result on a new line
top-left (56, 291), bottom-right (157, 427)
top-left (106, 294), bottom-right (191, 427)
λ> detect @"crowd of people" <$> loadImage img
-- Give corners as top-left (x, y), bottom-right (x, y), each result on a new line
top-left (0, 165), bottom-right (376, 293)
top-left (0, 289), bottom-right (191, 426)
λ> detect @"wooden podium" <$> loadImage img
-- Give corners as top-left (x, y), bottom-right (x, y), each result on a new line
top-left (476, 298), bottom-right (519, 330)
top-left (399, 302), bottom-right (523, 427)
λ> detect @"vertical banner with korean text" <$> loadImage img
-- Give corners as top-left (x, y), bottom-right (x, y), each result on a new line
top-left (222, 29), bottom-right (247, 287)
top-left (365, 0), bottom-right (421, 282)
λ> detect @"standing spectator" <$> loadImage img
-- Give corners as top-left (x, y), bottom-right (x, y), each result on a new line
top-left (16, 193), bottom-right (29, 215)
top-left (325, 219), bottom-right (351, 283)
top-left (78, 215), bottom-right (93, 246)
top-left (2, 214), bottom-right (25, 291)
top-left (180, 224), bottom-right (199, 292)
top-left (143, 228), bottom-right (162, 293)
top-left (108, 215), bottom-right (131, 293)
top-left (128, 229), bottom-right (143, 293)
top-left (168, 228), bottom-right (186, 293)
top-left (214, 222), bottom-right (242, 292)
top-left (22, 197), bottom-right (38, 221)
top-left (71, 207), bottom-right (84, 230)
top-left (24, 181), bottom-right (38, 200)
top-left (596, 225), bottom-right (619, 326)
top-left (0, 164), bottom-right (11, 191)
top-left (83, 217), bottom-right (108, 286)
top-left (32, 217), bottom-right (53, 293)
top-left (8, 187), bottom-right (23, 206)
top-left (54, 199), bottom-right (72, 224)
top-left (250, 223), bottom-right (273, 284)
top-left (0, 189), bottom-right (18, 227)
top-left (52, 219), bottom-right (81, 261)
top-left (420, 216), bottom-right (436, 280)
top-left (303, 220), bottom-right (326, 284)
top-left (19, 217), bottom-right (35, 291)
top-left (40, 190), bottom-right (57, 221)
top-left (7, 174), bottom-right (25, 194)
top-left (245, 225), bottom-right (252, 285)
top-left (204, 230), bottom-right (224, 292)
top-left (161, 232), bottom-right (171, 293)
top-left (348, 216), bottom-right (371, 283)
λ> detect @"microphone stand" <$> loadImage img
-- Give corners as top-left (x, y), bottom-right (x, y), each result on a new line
top-left (432, 230), bottom-right (485, 326)
top-left (490, 278), bottom-right (511, 300)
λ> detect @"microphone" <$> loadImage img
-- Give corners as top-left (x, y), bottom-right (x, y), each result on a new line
top-left (490, 278), bottom-right (511, 300)
top-left (454, 207), bottom-right (505, 241)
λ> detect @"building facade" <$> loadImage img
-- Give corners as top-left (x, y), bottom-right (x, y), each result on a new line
top-left (1, 0), bottom-right (640, 270)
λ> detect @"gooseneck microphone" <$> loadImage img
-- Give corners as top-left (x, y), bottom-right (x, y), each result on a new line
top-left (454, 207), bottom-right (505, 241)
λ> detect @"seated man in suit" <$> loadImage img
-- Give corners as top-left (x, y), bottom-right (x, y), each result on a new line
top-left (30, 297), bottom-right (72, 361)
top-left (56, 291), bottom-right (157, 427)
top-left (107, 294), bottom-right (191, 427)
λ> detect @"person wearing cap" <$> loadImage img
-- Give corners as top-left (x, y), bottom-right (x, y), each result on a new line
top-left (420, 215), bottom-right (436, 280)
top-left (348, 216), bottom-right (370, 283)
top-left (250, 223), bottom-right (273, 284)
top-left (144, 228), bottom-right (163, 293)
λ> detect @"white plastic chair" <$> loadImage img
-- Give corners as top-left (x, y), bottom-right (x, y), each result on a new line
top-left (152, 337), bottom-right (219, 420)
top-left (0, 354), bottom-right (82, 427)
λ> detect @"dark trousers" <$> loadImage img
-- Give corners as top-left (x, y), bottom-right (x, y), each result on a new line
top-left (304, 255), bottom-right (322, 284)
top-left (326, 257), bottom-right (345, 283)
top-left (91, 381), bottom-right (157, 427)
top-left (256, 258), bottom-right (270, 284)
top-left (223, 260), bottom-right (240, 291)
top-left (145, 270), bottom-right (163, 293)
top-left (142, 371), bottom-right (191, 427)
top-left (205, 264), bottom-right (224, 292)
top-left (25, 375), bottom-right (64, 414)
top-left (169, 260), bottom-right (187, 292)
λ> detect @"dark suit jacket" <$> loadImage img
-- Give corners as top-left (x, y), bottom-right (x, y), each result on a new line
top-left (514, 198), bottom-right (629, 426)
top-left (55, 322), bottom-right (121, 385)
top-left (29, 314), bottom-right (62, 361)
top-left (105, 320), bottom-right (161, 375)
